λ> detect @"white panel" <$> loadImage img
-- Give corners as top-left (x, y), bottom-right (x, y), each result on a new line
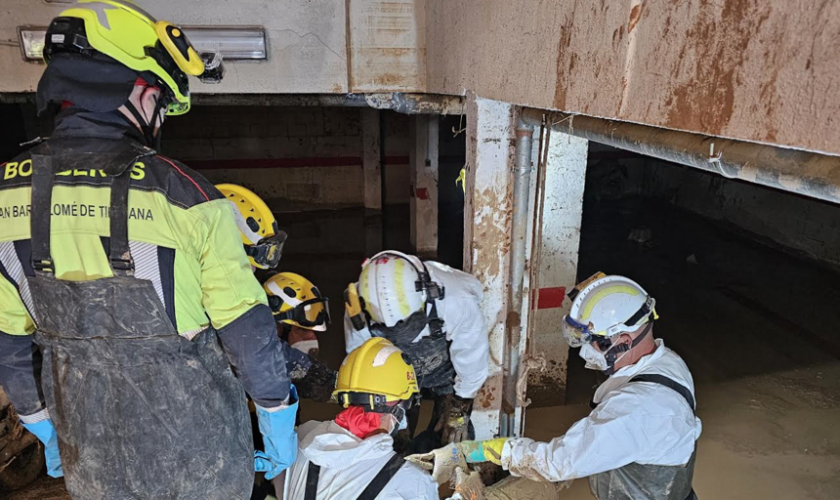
top-left (463, 94), bottom-right (514, 440)
top-left (527, 130), bottom-right (588, 405)
top-left (0, 241), bottom-right (37, 322)
top-left (129, 241), bottom-right (165, 309)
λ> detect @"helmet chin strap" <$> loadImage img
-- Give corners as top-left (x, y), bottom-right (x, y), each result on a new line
top-left (123, 92), bottom-right (165, 149)
top-left (603, 321), bottom-right (653, 375)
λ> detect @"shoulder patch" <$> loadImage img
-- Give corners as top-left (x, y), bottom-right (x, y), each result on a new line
top-left (141, 155), bottom-right (224, 209)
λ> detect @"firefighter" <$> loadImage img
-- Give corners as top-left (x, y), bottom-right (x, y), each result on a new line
top-left (264, 272), bottom-right (337, 403)
top-left (0, 2), bottom-right (295, 498)
top-left (283, 337), bottom-right (438, 499)
top-left (411, 274), bottom-right (701, 500)
top-left (344, 251), bottom-right (489, 451)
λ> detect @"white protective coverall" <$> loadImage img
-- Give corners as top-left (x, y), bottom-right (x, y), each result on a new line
top-left (501, 340), bottom-right (702, 482)
top-left (344, 261), bottom-right (488, 399)
top-left (284, 420), bottom-right (439, 500)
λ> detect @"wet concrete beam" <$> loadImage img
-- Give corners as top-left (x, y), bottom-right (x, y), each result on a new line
top-left (361, 109), bottom-right (383, 211)
top-left (463, 93), bottom-right (516, 440)
top-left (409, 115), bottom-right (439, 257)
top-left (426, 0), bottom-right (840, 156)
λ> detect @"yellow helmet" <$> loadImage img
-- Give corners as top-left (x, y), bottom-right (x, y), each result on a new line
top-left (334, 338), bottom-right (419, 408)
top-left (216, 184), bottom-right (286, 270)
top-left (43, 0), bottom-right (224, 116)
top-left (263, 273), bottom-right (330, 332)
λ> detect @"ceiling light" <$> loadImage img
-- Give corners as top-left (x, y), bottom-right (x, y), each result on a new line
top-left (18, 27), bottom-right (47, 62)
top-left (17, 26), bottom-right (267, 63)
top-left (185, 27), bottom-right (267, 61)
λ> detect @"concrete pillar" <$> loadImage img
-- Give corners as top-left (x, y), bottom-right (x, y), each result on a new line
top-left (463, 94), bottom-right (516, 440)
top-left (361, 109), bottom-right (382, 211)
top-left (525, 129), bottom-right (588, 407)
top-left (409, 115), bottom-right (439, 258)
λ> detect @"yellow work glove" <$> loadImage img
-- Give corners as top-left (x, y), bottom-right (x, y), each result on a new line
top-left (464, 438), bottom-right (507, 466)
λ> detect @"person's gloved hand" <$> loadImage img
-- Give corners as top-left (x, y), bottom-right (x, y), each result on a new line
top-left (464, 438), bottom-right (507, 466)
top-left (453, 467), bottom-right (486, 499)
top-left (407, 438), bottom-right (509, 484)
top-left (406, 442), bottom-right (468, 485)
top-left (21, 418), bottom-right (63, 478)
top-left (436, 395), bottom-right (473, 443)
top-left (254, 385), bottom-right (299, 480)
top-left (295, 359), bottom-right (337, 404)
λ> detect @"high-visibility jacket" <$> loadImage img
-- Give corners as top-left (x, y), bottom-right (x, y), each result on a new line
top-left (0, 109), bottom-right (290, 415)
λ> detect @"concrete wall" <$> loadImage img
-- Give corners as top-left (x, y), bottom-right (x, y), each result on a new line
top-left (164, 106), bottom-right (412, 208)
top-left (4, 0), bottom-right (839, 156)
top-left (425, 0), bottom-right (840, 156)
top-left (348, 0), bottom-right (426, 92)
top-left (644, 160), bottom-right (840, 269)
top-left (588, 150), bottom-right (840, 270)
top-left (0, 0), bottom-right (349, 94)
top-left (0, 0), bottom-right (424, 94)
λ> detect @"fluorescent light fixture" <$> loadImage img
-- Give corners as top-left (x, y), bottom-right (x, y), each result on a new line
top-left (185, 27), bottom-right (267, 61)
top-left (18, 27), bottom-right (47, 62)
top-left (17, 26), bottom-right (267, 63)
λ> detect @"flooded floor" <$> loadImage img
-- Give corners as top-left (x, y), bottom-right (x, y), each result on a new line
top-left (9, 199), bottom-right (840, 499)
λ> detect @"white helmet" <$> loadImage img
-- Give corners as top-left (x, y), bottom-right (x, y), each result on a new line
top-left (561, 273), bottom-right (657, 347)
top-left (357, 251), bottom-right (443, 327)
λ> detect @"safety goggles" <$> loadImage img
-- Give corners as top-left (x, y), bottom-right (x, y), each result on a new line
top-left (275, 297), bottom-right (331, 329)
top-left (562, 296), bottom-right (657, 348)
top-left (561, 315), bottom-right (596, 348)
top-left (246, 232), bottom-right (287, 270)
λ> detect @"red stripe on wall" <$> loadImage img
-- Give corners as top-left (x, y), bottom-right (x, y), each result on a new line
top-left (186, 155), bottom-right (464, 170)
top-left (532, 287), bottom-right (567, 309)
top-left (188, 156), bottom-right (413, 170)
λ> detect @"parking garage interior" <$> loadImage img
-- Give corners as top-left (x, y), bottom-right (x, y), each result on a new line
top-left (3, 98), bottom-right (839, 498)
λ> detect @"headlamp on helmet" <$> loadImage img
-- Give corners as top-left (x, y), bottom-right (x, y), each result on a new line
top-left (216, 183), bottom-right (285, 270)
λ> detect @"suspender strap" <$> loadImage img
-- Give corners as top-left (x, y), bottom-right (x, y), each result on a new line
top-left (107, 170), bottom-right (134, 276)
top-left (356, 454), bottom-right (404, 500)
top-left (630, 374), bottom-right (696, 413)
top-left (28, 147), bottom-right (135, 277)
top-left (29, 150), bottom-right (57, 274)
top-left (427, 301), bottom-right (445, 339)
top-left (304, 461), bottom-right (321, 500)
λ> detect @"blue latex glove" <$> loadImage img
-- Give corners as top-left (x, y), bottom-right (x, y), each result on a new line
top-left (254, 385), bottom-right (298, 480)
top-left (21, 418), bottom-right (63, 478)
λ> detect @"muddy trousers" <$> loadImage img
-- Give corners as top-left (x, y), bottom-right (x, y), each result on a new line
top-left (27, 146), bottom-right (254, 499)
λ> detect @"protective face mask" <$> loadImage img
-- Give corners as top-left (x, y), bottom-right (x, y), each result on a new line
top-left (579, 343), bottom-right (610, 371)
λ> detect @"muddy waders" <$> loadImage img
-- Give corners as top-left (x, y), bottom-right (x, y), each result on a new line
top-left (588, 374), bottom-right (698, 500)
top-left (27, 142), bottom-right (254, 499)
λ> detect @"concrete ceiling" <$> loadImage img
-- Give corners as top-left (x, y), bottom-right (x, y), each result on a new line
top-left (1, 0), bottom-right (837, 156)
